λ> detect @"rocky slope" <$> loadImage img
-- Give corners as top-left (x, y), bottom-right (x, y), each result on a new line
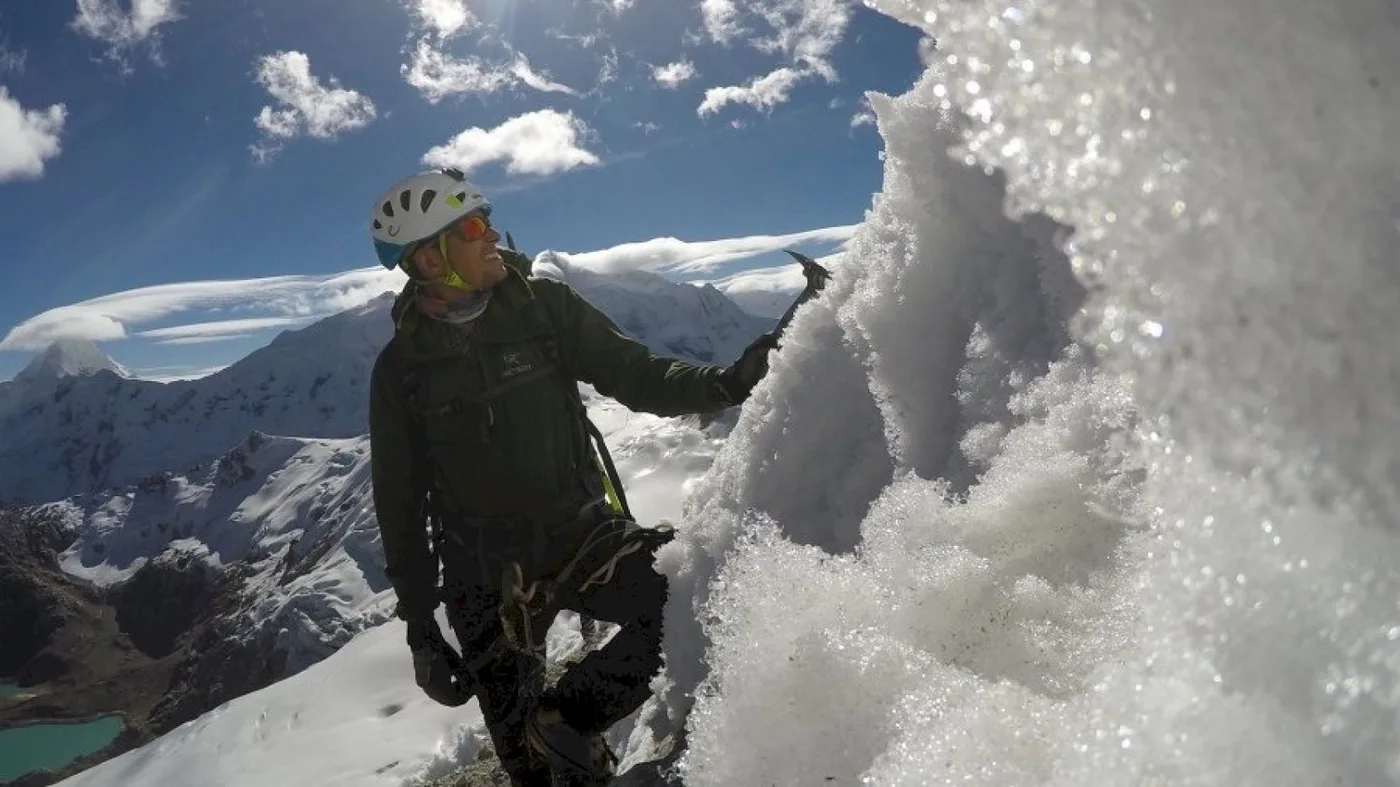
top-left (0, 493), bottom-right (368, 787)
top-left (0, 506), bottom-right (238, 786)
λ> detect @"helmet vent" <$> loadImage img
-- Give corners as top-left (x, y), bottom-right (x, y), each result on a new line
top-left (398, 189), bottom-right (412, 212)
top-left (381, 200), bottom-right (395, 218)
top-left (420, 189), bottom-right (437, 212)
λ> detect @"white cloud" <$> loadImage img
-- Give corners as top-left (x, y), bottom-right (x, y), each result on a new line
top-left (1, 225), bottom-right (854, 352)
top-left (411, 0), bottom-right (474, 38)
top-left (701, 0), bottom-right (745, 44)
top-left (549, 30), bottom-right (605, 49)
top-left (403, 40), bottom-right (579, 102)
top-left (71, 0), bottom-right (180, 70)
top-left (0, 40), bottom-right (25, 74)
top-left (695, 0), bottom-right (852, 117)
top-left (136, 317), bottom-right (317, 343)
top-left (633, 121), bottom-right (661, 135)
top-left (702, 245), bottom-right (845, 291)
top-left (596, 48), bottom-right (619, 88)
top-left (509, 55), bottom-right (580, 96)
top-left (252, 51), bottom-right (376, 160)
top-left (704, 0), bottom-right (849, 67)
top-left (851, 97), bottom-right (876, 128)
top-left (403, 41), bottom-right (515, 103)
top-left (697, 243), bottom-right (850, 317)
top-left (422, 109), bottom-right (599, 176)
top-left (750, 0), bottom-right (848, 79)
top-left (600, 0), bottom-right (634, 13)
top-left (562, 224), bottom-right (857, 274)
top-left (0, 87), bottom-right (66, 181)
top-left (652, 60), bottom-right (697, 89)
top-left (155, 335), bottom-right (263, 346)
top-left (698, 67), bottom-right (803, 116)
top-left (0, 269), bottom-right (403, 352)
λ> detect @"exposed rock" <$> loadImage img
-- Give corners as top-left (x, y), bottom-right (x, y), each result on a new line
top-left (0, 572), bottom-right (62, 679)
top-left (0, 507), bottom-right (289, 786)
top-left (0, 507), bottom-right (78, 679)
top-left (110, 550), bottom-right (218, 659)
top-left (146, 566), bottom-right (288, 733)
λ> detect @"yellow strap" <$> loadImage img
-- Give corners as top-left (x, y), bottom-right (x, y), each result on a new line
top-left (438, 233), bottom-right (474, 291)
top-left (599, 465), bottom-right (623, 514)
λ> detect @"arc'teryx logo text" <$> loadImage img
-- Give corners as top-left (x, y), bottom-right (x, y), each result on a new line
top-left (500, 351), bottom-right (534, 379)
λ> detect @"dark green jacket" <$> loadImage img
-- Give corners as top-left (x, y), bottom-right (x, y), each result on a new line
top-left (369, 250), bottom-right (732, 619)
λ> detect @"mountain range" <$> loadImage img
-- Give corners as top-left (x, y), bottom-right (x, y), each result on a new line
top-left (0, 262), bottom-right (772, 506)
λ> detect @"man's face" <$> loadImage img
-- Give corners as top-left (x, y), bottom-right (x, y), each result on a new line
top-left (445, 214), bottom-right (508, 289)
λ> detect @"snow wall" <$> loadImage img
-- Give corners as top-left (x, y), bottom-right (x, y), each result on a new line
top-left (649, 0), bottom-right (1400, 784)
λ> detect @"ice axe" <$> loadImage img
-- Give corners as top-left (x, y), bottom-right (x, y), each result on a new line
top-left (772, 249), bottom-right (832, 341)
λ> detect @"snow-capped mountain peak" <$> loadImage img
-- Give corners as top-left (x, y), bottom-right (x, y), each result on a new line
top-left (14, 337), bottom-right (132, 386)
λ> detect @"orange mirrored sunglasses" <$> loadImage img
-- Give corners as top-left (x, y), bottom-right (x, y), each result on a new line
top-left (452, 213), bottom-right (493, 242)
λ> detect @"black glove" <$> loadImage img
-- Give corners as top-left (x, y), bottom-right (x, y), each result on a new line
top-left (406, 618), bottom-right (471, 707)
top-left (718, 333), bottom-right (779, 405)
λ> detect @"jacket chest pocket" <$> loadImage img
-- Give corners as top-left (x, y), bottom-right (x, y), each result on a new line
top-left (476, 334), bottom-right (554, 391)
top-left (419, 338), bottom-right (555, 448)
top-left (421, 389), bottom-right (492, 449)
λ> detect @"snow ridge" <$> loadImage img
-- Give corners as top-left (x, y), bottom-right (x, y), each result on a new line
top-left (43, 431), bottom-right (388, 672)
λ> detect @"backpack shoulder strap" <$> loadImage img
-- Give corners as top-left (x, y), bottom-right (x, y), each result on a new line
top-left (528, 294), bottom-right (634, 521)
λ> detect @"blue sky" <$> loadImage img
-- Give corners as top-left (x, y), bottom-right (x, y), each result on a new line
top-left (0, 0), bottom-right (923, 381)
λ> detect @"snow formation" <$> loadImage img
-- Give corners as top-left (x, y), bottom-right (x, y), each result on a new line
top-left (659, 0), bottom-right (1400, 784)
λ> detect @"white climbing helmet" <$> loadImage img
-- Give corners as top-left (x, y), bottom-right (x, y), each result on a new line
top-left (370, 168), bottom-right (491, 269)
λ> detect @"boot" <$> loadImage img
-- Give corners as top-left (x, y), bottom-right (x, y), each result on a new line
top-left (524, 695), bottom-right (616, 787)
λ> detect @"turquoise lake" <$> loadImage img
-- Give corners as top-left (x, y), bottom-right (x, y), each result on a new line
top-left (0, 713), bottom-right (123, 782)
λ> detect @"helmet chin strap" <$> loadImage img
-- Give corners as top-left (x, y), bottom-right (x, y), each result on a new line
top-left (437, 233), bottom-right (475, 292)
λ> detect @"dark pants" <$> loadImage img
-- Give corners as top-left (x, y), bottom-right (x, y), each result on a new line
top-left (441, 519), bottom-right (670, 785)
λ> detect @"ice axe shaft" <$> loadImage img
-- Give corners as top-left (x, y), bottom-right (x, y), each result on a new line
top-left (772, 249), bottom-right (832, 342)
